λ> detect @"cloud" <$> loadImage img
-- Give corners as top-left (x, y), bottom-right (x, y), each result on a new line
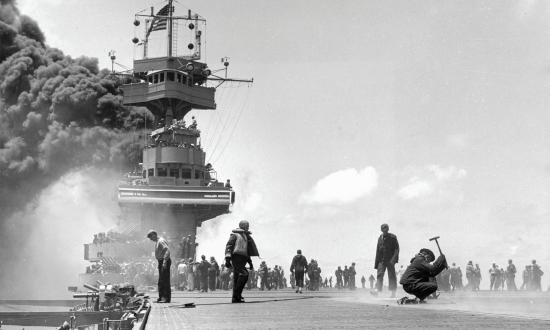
top-left (299, 166), bottom-right (378, 205)
top-left (397, 177), bottom-right (433, 200)
top-left (397, 165), bottom-right (467, 201)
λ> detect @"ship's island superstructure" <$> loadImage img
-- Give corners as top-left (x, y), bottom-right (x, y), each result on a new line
top-left (81, 0), bottom-right (251, 285)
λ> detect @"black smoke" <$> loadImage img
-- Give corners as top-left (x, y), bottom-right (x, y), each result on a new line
top-left (0, 0), bottom-right (152, 295)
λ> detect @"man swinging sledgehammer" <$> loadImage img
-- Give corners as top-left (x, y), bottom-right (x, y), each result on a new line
top-left (398, 248), bottom-right (447, 304)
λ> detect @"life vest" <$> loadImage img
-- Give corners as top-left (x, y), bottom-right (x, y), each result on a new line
top-left (233, 232), bottom-right (248, 256)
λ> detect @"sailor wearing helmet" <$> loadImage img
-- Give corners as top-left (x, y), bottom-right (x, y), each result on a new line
top-left (224, 220), bottom-right (259, 303)
top-left (399, 248), bottom-right (447, 303)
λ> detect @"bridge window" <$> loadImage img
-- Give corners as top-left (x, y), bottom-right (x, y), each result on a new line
top-left (142, 170), bottom-right (146, 178)
top-left (195, 170), bottom-right (203, 180)
top-left (167, 71), bottom-right (175, 81)
top-left (148, 168), bottom-right (154, 177)
top-left (159, 72), bottom-right (165, 82)
top-left (157, 167), bottom-right (167, 177)
top-left (148, 75), bottom-right (153, 83)
top-left (177, 73), bottom-right (182, 83)
top-left (170, 168), bottom-right (180, 178)
top-left (153, 74), bottom-right (158, 84)
top-left (182, 168), bottom-right (191, 179)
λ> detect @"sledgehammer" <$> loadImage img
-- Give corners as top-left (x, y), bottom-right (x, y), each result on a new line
top-left (429, 236), bottom-right (443, 255)
top-left (429, 236), bottom-right (448, 269)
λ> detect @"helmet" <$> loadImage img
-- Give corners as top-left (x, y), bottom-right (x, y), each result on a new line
top-left (239, 220), bottom-right (250, 230)
top-left (419, 248), bottom-right (435, 261)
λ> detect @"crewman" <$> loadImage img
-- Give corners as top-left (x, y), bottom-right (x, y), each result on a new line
top-left (374, 223), bottom-right (400, 298)
top-left (368, 274), bottom-right (375, 289)
top-left (190, 116), bottom-right (197, 129)
top-left (399, 248), bottom-right (447, 303)
top-left (349, 263), bottom-right (357, 290)
top-left (208, 256), bottom-right (220, 291)
top-left (225, 220), bottom-right (259, 303)
top-left (259, 261), bottom-right (269, 290)
top-left (147, 230), bottom-right (171, 303)
top-left (361, 276), bottom-right (366, 289)
top-left (290, 249), bottom-right (308, 293)
top-left (489, 263), bottom-right (498, 290)
top-left (531, 260), bottom-right (544, 291)
top-left (465, 261), bottom-right (475, 290)
top-left (198, 255), bottom-right (210, 292)
top-left (343, 265), bottom-right (349, 288)
top-left (335, 266), bottom-right (343, 289)
top-left (506, 259), bottom-right (517, 291)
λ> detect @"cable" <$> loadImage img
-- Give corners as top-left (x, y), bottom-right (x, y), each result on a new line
top-left (211, 87), bottom-right (251, 165)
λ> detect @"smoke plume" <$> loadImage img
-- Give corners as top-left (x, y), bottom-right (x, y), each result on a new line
top-left (0, 0), bottom-right (151, 297)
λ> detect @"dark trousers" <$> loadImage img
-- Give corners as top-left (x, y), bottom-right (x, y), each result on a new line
top-left (295, 271), bottom-right (305, 287)
top-left (376, 261), bottom-right (397, 291)
top-left (403, 281), bottom-right (438, 300)
top-left (157, 258), bottom-right (171, 301)
top-left (208, 272), bottom-right (217, 291)
top-left (231, 254), bottom-right (249, 300)
top-left (200, 274), bottom-right (208, 292)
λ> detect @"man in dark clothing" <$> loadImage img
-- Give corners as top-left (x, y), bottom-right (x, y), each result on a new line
top-left (368, 274), bottom-right (375, 289)
top-left (374, 223), bottom-right (400, 297)
top-left (198, 255), bottom-right (210, 292)
top-left (225, 220), bottom-right (260, 303)
top-left (208, 257), bottom-right (220, 291)
top-left (147, 230), bottom-right (171, 303)
top-left (290, 249), bottom-right (308, 293)
top-left (259, 261), bottom-right (268, 290)
top-left (399, 248), bottom-right (447, 303)
top-left (335, 266), bottom-right (343, 289)
top-left (343, 266), bottom-right (349, 288)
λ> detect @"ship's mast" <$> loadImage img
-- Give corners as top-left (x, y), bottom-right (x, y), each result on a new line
top-left (167, 0), bottom-right (173, 57)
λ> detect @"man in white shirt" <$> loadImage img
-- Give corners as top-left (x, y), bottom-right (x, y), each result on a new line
top-left (147, 230), bottom-right (171, 303)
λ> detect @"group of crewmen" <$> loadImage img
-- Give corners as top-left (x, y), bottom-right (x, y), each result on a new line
top-left (147, 221), bottom-right (546, 304)
top-left (334, 263), bottom-right (358, 289)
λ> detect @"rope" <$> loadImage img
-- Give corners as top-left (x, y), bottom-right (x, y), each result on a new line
top-left (211, 87), bottom-right (251, 165)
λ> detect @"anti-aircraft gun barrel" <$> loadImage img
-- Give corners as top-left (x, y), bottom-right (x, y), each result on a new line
top-left (83, 283), bottom-right (100, 292)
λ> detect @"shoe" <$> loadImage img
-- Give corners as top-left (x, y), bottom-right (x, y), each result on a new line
top-left (157, 299), bottom-right (169, 303)
top-left (296, 289), bottom-right (299, 293)
top-left (231, 297), bottom-right (245, 303)
top-left (156, 298), bottom-right (162, 303)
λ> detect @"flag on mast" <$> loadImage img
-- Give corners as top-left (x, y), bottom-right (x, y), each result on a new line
top-left (147, 4), bottom-right (170, 36)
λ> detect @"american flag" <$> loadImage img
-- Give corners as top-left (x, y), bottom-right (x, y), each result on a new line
top-left (147, 4), bottom-right (171, 36)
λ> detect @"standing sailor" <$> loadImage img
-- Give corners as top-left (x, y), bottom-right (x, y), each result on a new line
top-left (290, 249), bottom-right (308, 293)
top-left (225, 220), bottom-right (260, 303)
top-left (374, 223), bottom-right (400, 297)
top-left (147, 230), bottom-right (171, 303)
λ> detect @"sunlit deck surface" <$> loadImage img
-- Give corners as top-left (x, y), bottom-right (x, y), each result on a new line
top-left (144, 289), bottom-right (550, 329)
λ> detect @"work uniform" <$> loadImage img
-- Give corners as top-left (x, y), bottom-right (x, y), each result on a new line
top-left (291, 254), bottom-right (308, 289)
top-left (375, 233), bottom-right (399, 292)
top-left (198, 259), bottom-right (210, 292)
top-left (225, 228), bottom-right (259, 302)
top-left (399, 254), bottom-right (446, 301)
top-left (155, 237), bottom-right (171, 302)
top-left (208, 260), bottom-right (220, 291)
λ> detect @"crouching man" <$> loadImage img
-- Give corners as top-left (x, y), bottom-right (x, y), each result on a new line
top-left (225, 220), bottom-right (260, 303)
top-left (399, 248), bottom-right (447, 303)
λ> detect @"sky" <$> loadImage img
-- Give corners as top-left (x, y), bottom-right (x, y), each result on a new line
top-left (15, 0), bottom-right (550, 290)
